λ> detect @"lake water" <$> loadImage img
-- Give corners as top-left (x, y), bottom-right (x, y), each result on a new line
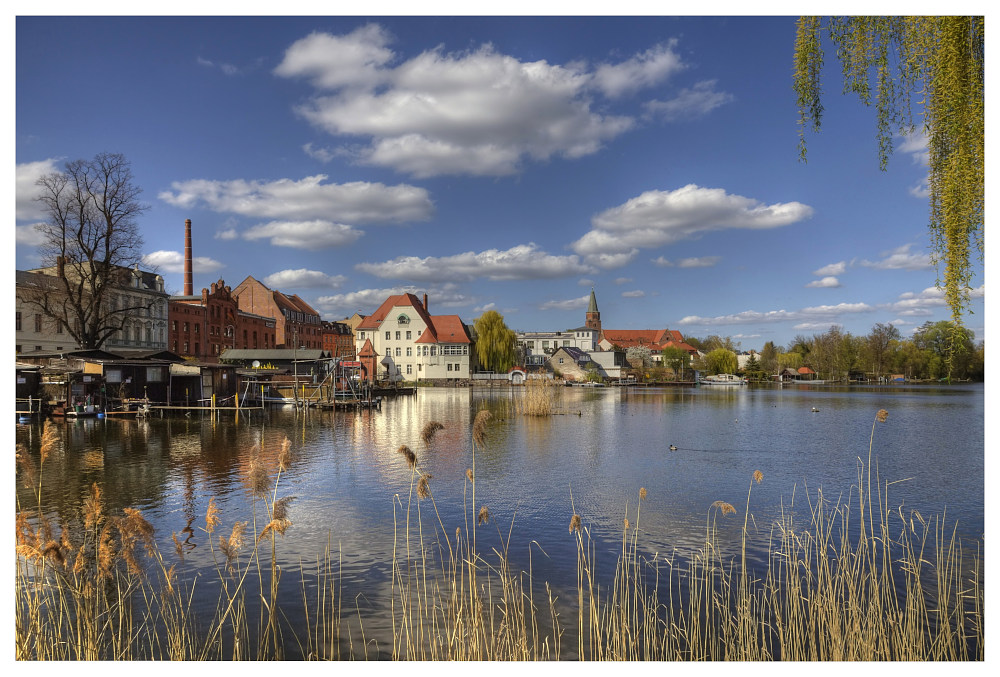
top-left (15, 383), bottom-right (985, 658)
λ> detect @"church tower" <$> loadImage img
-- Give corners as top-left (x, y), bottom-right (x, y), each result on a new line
top-left (585, 287), bottom-right (602, 336)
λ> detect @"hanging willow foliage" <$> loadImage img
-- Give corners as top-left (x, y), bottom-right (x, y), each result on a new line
top-left (794, 16), bottom-right (984, 328)
top-left (473, 309), bottom-right (518, 373)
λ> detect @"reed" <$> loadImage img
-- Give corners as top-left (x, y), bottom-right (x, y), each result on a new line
top-left (15, 410), bottom-right (983, 661)
top-left (518, 377), bottom-right (555, 417)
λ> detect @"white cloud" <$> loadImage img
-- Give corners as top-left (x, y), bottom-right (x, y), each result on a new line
top-left (651, 256), bottom-right (674, 267)
top-left (813, 261), bottom-right (846, 276)
top-left (677, 256), bottom-right (720, 268)
top-left (273, 24), bottom-right (395, 90)
top-left (539, 295), bottom-right (591, 311)
top-left (355, 243), bottom-right (592, 282)
top-left (583, 250), bottom-right (639, 269)
top-left (577, 278), bottom-right (595, 287)
top-left (262, 269), bottom-right (347, 289)
top-left (215, 229), bottom-right (239, 241)
top-left (16, 159), bottom-right (61, 221)
top-left (860, 244), bottom-right (932, 271)
top-left (573, 184), bottom-right (812, 256)
top-left (243, 220), bottom-right (363, 249)
top-left (591, 41), bottom-right (685, 98)
top-left (643, 80), bottom-right (734, 121)
top-left (196, 56), bottom-right (242, 76)
top-left (142, 250), bottom-right (225, 274)
top-left (473, 302), bottom-right (496, 313)
top-left (806, 276), bottom-right (841, 288)
top-left (621, 290), bottom-right (645, 298)
top-left (159, 174), bottom-right (433, 224)
top-left (273, 27), bottom-right (686, 177)
top-left (302, 142), bottom-right (340, 163)
top-left (794, 322), bottom-right (843, 331)
top-left (678, 302), bottom-right (872, 327)
top-left (614, 277), bottom-right (633, 284)
top-left (313, 283), bottom-right (475, 317)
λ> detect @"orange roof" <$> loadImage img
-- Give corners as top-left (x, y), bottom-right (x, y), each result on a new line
top-left (797, 366), bottom-right (815, 374)
top-left (601, 329), bottom-right (697, 355)
top-left (416, 315), bottom-right (471, 344)
top-left (357, 293), bottom-right (433, 331)
top-left (357, 337), bottom-right (378, 357)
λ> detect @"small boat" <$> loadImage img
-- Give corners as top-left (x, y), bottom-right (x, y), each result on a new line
top-left (699, 373), bottom-right (748, 386)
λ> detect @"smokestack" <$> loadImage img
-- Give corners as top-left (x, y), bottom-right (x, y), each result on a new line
top-left (423, 293), bottom-right (428, 312)
top-left (183, 219), bottom-right (193, 296)
top-left (56, 255), bottom-right (65, 278)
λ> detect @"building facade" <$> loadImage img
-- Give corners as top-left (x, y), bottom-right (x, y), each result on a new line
top-left (16, 264), bottom-right (169, 355)
top-left (321, 320), bottom-right (355, 358)
top-left (231, 276), bottom-right (323, 349)
top-left (355, 294), bottom-right (473, 382)
top-left (169, 279), bottom-right (277, 361)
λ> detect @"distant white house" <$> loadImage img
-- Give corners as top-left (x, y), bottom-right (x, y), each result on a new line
top-left (517, 326), bottom-right (599, 366)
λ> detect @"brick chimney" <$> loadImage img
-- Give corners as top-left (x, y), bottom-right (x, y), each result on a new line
top-left (56, 255), bottom-right (65, 278)
top-left (184, 219), bottom-right (193, 296)
top-left (423, 293), bottom-right (428, 313)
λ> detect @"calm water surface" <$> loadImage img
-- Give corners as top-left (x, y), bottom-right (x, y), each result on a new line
top-left (15, 383), bottom-right (984, 657)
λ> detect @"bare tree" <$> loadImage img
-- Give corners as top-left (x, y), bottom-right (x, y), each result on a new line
top-left (18, 153), bottom-right (150, 349)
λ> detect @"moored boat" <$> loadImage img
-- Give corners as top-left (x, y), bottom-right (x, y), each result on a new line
top-left (699, 373), bottom-right (747, 386)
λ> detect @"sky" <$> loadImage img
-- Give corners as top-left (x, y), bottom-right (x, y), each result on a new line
top-left (13, 12), bottom-right (988, 352)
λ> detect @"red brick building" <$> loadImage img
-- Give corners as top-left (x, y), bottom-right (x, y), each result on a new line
top-left (231, 276), bottom-right (323, 349)
top-left (322, 320), bottom-right (355, 358)
top-left (169, 279), bottom-right (277, 361)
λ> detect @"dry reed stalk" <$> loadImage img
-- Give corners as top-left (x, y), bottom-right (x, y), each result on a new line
top-left (421, 421), bottom-right (444, 445)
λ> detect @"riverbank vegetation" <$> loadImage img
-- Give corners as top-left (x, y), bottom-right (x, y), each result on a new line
top-left (688, 320), bottom-right (984, 382)
top-left (15, 412), bottom-right (983, 660)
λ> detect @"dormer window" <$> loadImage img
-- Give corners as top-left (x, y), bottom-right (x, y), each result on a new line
top-left (397, 314), bottom-right (410, 325)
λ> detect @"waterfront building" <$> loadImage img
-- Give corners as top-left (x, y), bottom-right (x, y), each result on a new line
top-left (355, 293), bottom-right (473, 382)
top-left (232, 276), bottom-right (323, 350)
top-left (598, 329), bottom-right (699, 363)
top-left (16, 263), bottom-right (169, 355)
top-left (169, 279), bottom-right (277, 361)
top-left (321, 320), bottom-right (355, 359)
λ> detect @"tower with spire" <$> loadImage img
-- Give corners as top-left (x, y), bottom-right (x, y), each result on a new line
top-left (585, 287), bottom-right (602, 337)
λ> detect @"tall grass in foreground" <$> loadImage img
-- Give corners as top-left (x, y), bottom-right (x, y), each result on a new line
top-left (15, 409), bottom-right (983, 660)
top-left (517, 378), bottom-right (555, 417)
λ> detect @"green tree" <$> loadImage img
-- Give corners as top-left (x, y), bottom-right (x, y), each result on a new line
top-left (795, 16), bottom-right (984, 330)
top-left (660, 346), bottom-right (691, 379)
top-left (473, 310), bottom-right (517, 373)
top-left (760, 341), bottom-right (779, 374)
top-left (912, 320), bottom-right (975, 380)
top-left (17, 152), bottom-right (150, 349)
top-left (704, 348), bottom-right (738, 375)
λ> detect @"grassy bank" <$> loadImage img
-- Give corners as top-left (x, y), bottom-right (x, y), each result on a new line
top-left (15, 410), bottom-right (983, 660)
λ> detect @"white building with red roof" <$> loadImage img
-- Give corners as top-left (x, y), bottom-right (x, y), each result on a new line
top-left (354, 293), bottom-right (473, 382)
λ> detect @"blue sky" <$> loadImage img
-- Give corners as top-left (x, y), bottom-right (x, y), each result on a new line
top-left (13, 13), bottom-right (987, 351)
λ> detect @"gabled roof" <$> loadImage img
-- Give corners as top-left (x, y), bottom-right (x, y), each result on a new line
top-left (601, 329), bottom-right (698, 355)
top-left (551, 346), bottom-right (591, 362)
top-left (357, 294), bottom-right (434, 330)
top-left (357, 338), bottom-right (378, 357)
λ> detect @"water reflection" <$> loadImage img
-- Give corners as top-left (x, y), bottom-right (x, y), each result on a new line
top-left (15, 384), bottom-right (984, 657)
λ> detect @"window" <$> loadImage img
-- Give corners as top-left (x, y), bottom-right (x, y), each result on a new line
top-left (56, 322), bottom-right (63, 334)
top-left (395, 347), bottom-right (401, 357)
top-left (406, 364), bottom-right (412, 375)
top-left (34, 314), bottom-right (42, 332)
top-left (406, 330), bottom-right (411, 340)
top-left (183, 342), bottom-right (189, 353)
top-left (15, 312), bottom-right (21, 331)
top-left (395, 331), bottom-right (401, 340)
top-left (406, 347), bottom-right (412, 357)
top-left (447, 363), bottom-right (453, 371)
top-left (106, 369), bottom-right (123, 383)
top-left (194, 323), bottom-right (200, 334)
top-left (147, 367), bottom-right (165, 383)
top-left (417, 364), bottom-right (422, 372)
top-left (563, 340), bottom-right (570, 347)
top-left (183, 322), bottom-right (189, 332)
top-left (385, 331), bottom-right (391, 340)
top-left (431, 346), bottom-right (437, 356)
top-left (172, 320), bottom-right (178, 331)
top-left (397, 314), bottom-right (410, 325)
